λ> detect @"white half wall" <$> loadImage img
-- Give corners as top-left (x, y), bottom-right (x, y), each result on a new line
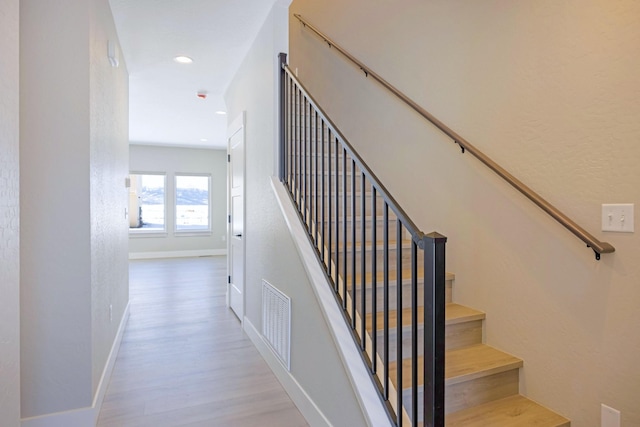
top-left (224, 3), bottom-right (369, 426)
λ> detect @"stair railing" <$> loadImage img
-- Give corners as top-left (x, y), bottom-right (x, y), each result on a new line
top-left (292, 14), bottom-right (615, 261)
top-left (279, 53), bottom-right (446, 427)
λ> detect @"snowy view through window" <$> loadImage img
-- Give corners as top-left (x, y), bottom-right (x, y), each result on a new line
top-left (175, 175), bottom-right (210, 231)
top-left (131, 174), bottom-right (165, 230)
top-left (129, 174), bottom-right (210, 232)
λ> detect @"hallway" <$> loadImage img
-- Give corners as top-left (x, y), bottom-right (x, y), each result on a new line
top-left (97, 256), bottom-right (308, 427)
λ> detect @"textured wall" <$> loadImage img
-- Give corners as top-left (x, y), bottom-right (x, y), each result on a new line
top-left (20, 0), bottom-right (130, 417)
top-left (128, 145), bottom-right (228, 254)
top-left (224, 4), bottom-right (368, 426)
top-left (20, 0), bottom-right (93, 416)
top-left (289, 1), bottom-right (640, 425)
top-left (0, 0), bottom-right (21, 425)
top-left (89, 0), bottom-right (130, 396)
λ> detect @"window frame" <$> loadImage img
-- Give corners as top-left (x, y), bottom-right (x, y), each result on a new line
top-left (128, 172), bottom-right (168, 237)
top-left (173, 173), bottom-right (212, 236)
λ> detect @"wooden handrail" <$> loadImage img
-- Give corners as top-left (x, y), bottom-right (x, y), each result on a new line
top-left (294, 14), bottom-right (615, 260)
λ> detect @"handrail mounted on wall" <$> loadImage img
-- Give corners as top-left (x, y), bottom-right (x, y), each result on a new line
top-left (293, 14), bottom-right (614, 260)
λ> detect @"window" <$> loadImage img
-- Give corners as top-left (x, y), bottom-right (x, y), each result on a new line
top-left (129, 173), bottom-right (166, 231)
top-left (175, 174), bottom-right (210, 232)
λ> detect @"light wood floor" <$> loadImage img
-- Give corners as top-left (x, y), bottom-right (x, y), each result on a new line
top-left (97, 256), bottom-right (308, 427)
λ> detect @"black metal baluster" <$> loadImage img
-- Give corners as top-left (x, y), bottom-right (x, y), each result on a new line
top-left (287, 76), bottom-right (292, 186)
top-left (338, 141), bottom-right (345, 307)
top-left (411, 239), bottom-right (418, 425)
top-left (314, 111), bottom-right (319, 246)
top-left (327, 128), bottom-right (332, 281)
top-left (279, 55), bottom-right (287, 183)
top-left (303, 98), bottom-right (308, 226)
top-left (279, 65), bottom-right (286, 182)
top-left (289, 82), bottom-right (297, 199)
top-left (371, 186), bottom-right (378, 373)
top-left (321, 122), bottom-right (326, 266)
top-left (360, 171), bottom-right (367, 349)
top-left (295, 87), bottom-right (301, 207)
top-left (342, 148), bottom-right (347, 310)
top-left (397, 218), bottom-right (403, 427)
top-left (288, 76), bottom-right (293, 188)
top-left (383, 202), bottom-right (389, 400)
top-left (350, 159), bottom-right (356, 329)
top-left (331, 138), bottom-right (346, 294)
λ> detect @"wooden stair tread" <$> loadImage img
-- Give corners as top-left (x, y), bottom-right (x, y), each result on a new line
top-left (446, 304), bottom-right (485, 325)
top-left (365, 303), bottom-right (484, 332)
top-left (446, 394), bottom-right (570, 427)
top-left (446, 344), bottom-right (523, 385)
top-left (389, 344), bottom-right (522, 388)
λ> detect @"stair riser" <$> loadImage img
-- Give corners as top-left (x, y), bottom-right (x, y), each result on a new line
top-left (339, 279), bottom-right (451, 315)
top-left (446, 320), bottom-right (483, 351)
top-left (299, 193), bottom-right (391, 217)
top-left (373, 318), bottom-right (484, 363)
top-left (349, 250), bottom-right (413, 272)
top-left (400, 369), bottom-right (520, 423)
top-left (349, 281), bottom-right (424, 313)
top-left (317, 223), bottom-right (406, 245)
top-left (293, 172), bottom-right (370, 192)
top-left (373, 327), bottom-right (424, 364)
top-left (445, 369), bottom-right (520, 415)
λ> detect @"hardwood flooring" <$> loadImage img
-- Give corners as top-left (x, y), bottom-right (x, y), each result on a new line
top-left (97, 256), bottom-right (308, 427)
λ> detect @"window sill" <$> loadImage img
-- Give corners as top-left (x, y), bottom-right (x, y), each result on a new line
top-left (174, 230), bottom-right (212, 237)
top-left (129, 230), bottom-right (168, 238)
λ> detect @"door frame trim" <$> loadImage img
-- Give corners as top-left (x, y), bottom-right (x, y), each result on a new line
top-left (227, 111), bottom-right (246, 321)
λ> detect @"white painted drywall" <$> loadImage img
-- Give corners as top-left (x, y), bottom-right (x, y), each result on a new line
top-left (89, 0), bottom-right (130, 399)
top-left (20, 0), bottom-right (93, 416)
top-left (224, 3), bottom-right (368, 426)
top-left (0, 0), bottom-right (21, 425)
top-left (289, 1), bottom-right (640, 425)
top-left (128, 145), bottom-right (227, 255)
top-left (20, 0), bottom-right (129, 419)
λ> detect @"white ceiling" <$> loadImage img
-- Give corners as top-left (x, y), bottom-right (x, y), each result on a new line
top-left (109, 0), bottom-right (282, 149)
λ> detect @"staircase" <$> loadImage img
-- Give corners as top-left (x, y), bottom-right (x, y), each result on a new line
top-left (387, 276), bottom-right (570, 426)
top-left (279, 55), bottom-right (570, 426)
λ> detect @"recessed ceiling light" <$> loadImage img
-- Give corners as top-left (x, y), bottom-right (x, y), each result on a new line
top-left (215, 111), bottom-right (226, 115)
top-left (200, 139), bottom-right (208, 142)
top-left (173, 55), bottom-right (193, 64)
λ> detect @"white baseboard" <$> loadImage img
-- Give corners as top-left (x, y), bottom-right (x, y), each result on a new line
top-left (21, 303), bottom-right (131, 427)
top-left (129, 249), bottom-right (226, 259)
top-left (20, 407), bottom-right (93, 427)
top-left (92, 302), bottom-right (130, 424)
top-left (244, 318), bottom-right (332, 427)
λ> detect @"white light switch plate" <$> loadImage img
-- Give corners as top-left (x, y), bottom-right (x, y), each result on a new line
top-left (601, 404), bottom-right (620, 427)
top-left (602, 204), bottom-right (634, 232)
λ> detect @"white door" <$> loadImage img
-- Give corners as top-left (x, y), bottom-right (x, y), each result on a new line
top-left (228, 113), bottom-right (245, 321)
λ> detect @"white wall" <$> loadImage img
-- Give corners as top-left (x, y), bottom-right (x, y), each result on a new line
top-left (89, 0), bottom-right (130, 399)
top-left (0, 0), bottom-right (21, 425)
top-left (224, 3), bottom-right (368, 426)
top-left (21, 0), bottom-right (93, 416)
top-left (289, 1), bottom-right (640, 426)
top-left (128, 145), bottom-right (227, 256)
top-left (20, 0), bottom-right (129, 419)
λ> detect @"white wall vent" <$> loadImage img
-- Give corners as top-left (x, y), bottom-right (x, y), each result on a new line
top-left (261, 280), bottom-right (291, 371)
